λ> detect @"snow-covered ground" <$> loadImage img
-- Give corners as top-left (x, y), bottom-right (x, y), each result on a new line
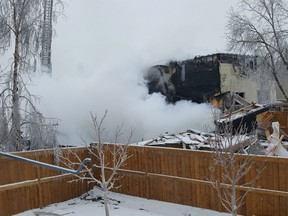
top-left (16, 188), bottom-right (229, 216)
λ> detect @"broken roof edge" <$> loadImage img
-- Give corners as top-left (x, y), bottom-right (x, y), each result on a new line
top-left (151, 53), bottom-right (259, 68)
top-left (181, 53), bottom-right (259, 64)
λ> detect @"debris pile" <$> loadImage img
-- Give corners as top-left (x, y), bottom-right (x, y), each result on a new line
top-left (135, 123), bottom-right (287, 157)
top-left (135, 96), bottom-right (288, 157)
top-left (265, 122), bottom-right (288, 157)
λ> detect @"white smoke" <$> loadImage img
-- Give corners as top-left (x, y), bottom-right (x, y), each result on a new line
top-left (32, 61), bottom-right (213, 145)
top-left (29, 0), bottom-right (237, 145)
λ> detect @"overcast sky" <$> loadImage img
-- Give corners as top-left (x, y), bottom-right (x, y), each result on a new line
top-left (31, 0), bottom-right (238, 145)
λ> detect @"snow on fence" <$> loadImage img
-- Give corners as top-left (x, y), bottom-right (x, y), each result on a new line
top-left (1, 145), bottom-right (288, 215)
top-left (0, 148), bottom-right (91, 216)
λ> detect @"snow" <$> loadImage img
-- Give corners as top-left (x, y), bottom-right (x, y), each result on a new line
top-left (134, 129), bottom-right (254, 151)
top-left (135, 130), bottom-right (212, 147)
top-left (16, 188), bottom-right (229, 216)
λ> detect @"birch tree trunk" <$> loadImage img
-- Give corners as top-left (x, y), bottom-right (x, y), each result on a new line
top-left (11, 27), bottom-right (21, 151)
top-left (0, 0), bottom-right (63, 151)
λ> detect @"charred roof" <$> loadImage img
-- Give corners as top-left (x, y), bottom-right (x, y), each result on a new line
top-left (182, 53), bottom-right (258, 68)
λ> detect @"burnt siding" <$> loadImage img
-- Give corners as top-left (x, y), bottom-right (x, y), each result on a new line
top-left (171, 60), bottom-right (221, 103)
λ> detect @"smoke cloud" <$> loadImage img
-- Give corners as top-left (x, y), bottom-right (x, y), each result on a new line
top-left (30, 0), bottom-right (236, 145)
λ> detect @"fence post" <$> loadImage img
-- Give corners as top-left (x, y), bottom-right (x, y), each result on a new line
top-left (36, 154), bottom-right (44, 208)
top-left (144, 146), bottom-right (150, 199)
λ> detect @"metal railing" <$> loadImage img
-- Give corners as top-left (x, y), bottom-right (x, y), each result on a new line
top-left (0, 151), bottom-right (91, 174)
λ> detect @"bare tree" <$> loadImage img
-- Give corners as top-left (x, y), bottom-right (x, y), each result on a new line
top-left (24, 110), bottom-right (59, 150)
top-left (227, 0), bottom-right (288, 101)
top-left (62, 111), bottom-right (133, 216)
top-left (0, 0), bottom-right (62, 151)
top-left (209, 103), bottom-right (266, 215)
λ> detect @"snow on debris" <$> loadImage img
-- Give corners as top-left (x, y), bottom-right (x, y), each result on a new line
top-left (135, 129), bottom-right (212, 146)
top-left (134, 126), bottom-right (287, 156)
top-left (134, 129), bottom-right (253, 151)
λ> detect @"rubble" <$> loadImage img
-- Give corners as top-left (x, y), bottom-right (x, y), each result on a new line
top-left (216, 103), bottom-right (269, 134)
top-left (135, 98), bottom-right (288, 157)
top-left (135, 87), bottom-right (288, 157)
top-left (266, 122), bottom-right (288, 157)
top-left (135, 123), bottom-right (288, 157)
top-left (136, 129), bottom-right (256, 151)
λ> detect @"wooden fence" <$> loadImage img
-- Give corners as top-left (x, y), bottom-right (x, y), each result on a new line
top-left (0, 148), bottom-right (91, 216)
top-left (103, 145), bottom-right (288, 216)
top-left (1, 145), bottom-right (288, 216)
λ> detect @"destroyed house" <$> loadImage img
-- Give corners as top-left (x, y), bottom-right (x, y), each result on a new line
top-left (145, 53), bottom-right (275, 104)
